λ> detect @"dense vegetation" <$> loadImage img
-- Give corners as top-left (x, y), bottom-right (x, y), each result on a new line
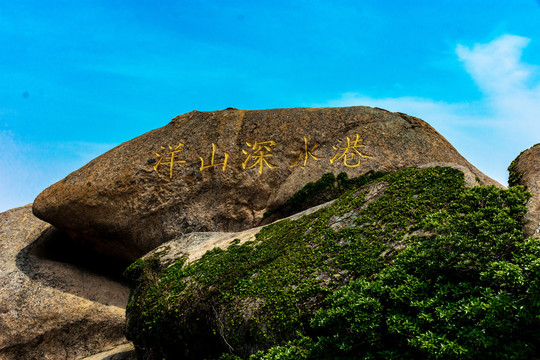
top-left (125, 167), bottom-right (540, 359)
top-left (262, 170), bottom-right (386, 221)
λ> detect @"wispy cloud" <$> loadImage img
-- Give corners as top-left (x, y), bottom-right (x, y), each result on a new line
top-left (0, 130), bottom-right (116, 212)
top-left (320, 35), bottom-right (540, 185)
top-left (457, 35), bottom-right (540, 135)
top-left (457, 36), bottom-right (535, 95)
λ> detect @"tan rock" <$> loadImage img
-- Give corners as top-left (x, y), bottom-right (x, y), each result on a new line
top-left (80, 343), bottom-right (135, 360)
top-left (33, 106), bottom-right (500, 261)
top-left (508, 144), bottom-right (540, 237)
top-left (0, 205), bottom-right (130, 360)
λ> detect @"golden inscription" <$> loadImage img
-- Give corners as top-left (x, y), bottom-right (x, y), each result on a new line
top-left (330, 134), bottom-right (370, 167)
top-left (200, 143), bottom-right (229, 171)
top-left (242, 140), bottom-right (278, 174)
top-left (151, 135), bottom-right (372, 178)
top-left (290, 137), bottom-right (323, 169)
top-left (154, 143), bottom-right (187, 178)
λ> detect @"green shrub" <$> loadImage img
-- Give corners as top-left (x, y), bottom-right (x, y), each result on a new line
top-left (125, 167), bottom-right (539, 360)
top-left (310, 185), bottom-right (537, 359)
top-left (263, 170), bottom-right (386, 220)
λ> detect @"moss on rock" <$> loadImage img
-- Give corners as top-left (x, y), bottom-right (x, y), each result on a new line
top-left (508, 143), bottom-right (540, 187)
top-left (262, 170), bottom-right (387, 222)
top-left (125, 167), bottom-right (539, 360)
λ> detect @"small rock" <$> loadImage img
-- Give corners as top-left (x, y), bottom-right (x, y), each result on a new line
top-left (80, 343), bottom-right (136, 360)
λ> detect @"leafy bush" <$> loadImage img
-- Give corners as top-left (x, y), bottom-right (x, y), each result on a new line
top-left (309, 184), bottom-right (538, 360)
top-left (263, 170), bottom-right (386, 220)
top-left (125, 167), bottom-right (539, 360)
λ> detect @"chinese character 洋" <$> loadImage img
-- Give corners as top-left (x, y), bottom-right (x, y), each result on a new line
top-left (154, 143), bottom-right (186, 178)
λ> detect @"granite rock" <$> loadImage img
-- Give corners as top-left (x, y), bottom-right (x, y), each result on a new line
top-left (33, 106), bottom-right (500, 261)
top-left (0, 205), bottom-right (130, 359)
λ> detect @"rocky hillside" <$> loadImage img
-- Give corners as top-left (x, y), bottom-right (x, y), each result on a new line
top-left (508, 143), bottom-right (540, 237)
top-left (2, 107), bottom-right (539, 359)
top-left (0, 205), bottom-right (130, 359)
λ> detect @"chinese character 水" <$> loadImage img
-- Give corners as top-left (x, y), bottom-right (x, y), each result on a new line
top-left (290, 137), bottom-right (323, 169)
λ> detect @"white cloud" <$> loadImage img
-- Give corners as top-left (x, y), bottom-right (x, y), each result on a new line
top-left (320, 35), bottom-right (540, 186)
top-left (457, 35), bottom-right (535, 96)
top-left (457, 35), bottom-right (540, 136)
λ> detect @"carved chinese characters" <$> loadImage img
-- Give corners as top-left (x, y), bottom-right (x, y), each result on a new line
top-left (330, 134), bottom-right (370, 167)
top-left (154, 143), bottom-right (186, 178)
top-left (242, 141), bottom-right (278, 174)
top-left (33, 106), bottom-right (502, 262)
top-left (200, 143), bottom-right (229, 172)
top-left (290, 137), bottom-right (323, 169)
top-left (153, 134), bottom-right (371, 178)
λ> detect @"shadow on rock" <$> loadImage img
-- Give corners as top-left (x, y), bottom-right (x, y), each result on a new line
top-left (15, 226), bottom-right (131, 308)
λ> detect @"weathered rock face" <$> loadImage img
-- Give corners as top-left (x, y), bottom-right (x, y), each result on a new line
top-left (141, 196), bottom-right (339, 270)
top-left (33, 106), bottom-right (500, 261)
top-left (0, 205), bottom-right (130, 360)
top-left (508, 143), bottom-right (540, 237)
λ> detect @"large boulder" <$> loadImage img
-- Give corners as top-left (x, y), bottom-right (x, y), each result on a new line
top-left (508, 143), bottom-right (540, 237)
top-left (0, 205), bottom-right (130, 359)
top-left (33, 106), bottom-right (500, 261)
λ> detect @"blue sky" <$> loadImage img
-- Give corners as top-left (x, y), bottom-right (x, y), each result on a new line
top-left (1, 1), bottom-right (540, 212)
